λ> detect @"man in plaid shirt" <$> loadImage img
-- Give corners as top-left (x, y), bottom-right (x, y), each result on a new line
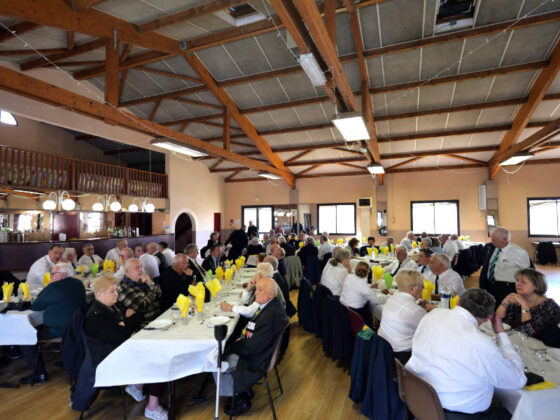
top-left (117, 258), bottom-right (162, 326)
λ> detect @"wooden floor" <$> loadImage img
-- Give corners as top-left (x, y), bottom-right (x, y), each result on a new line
top-left (1, 264), bottom-right (559, 420)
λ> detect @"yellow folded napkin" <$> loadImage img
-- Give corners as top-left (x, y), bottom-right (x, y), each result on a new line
top-left (240, 255), bottom-right (246, 264)
top-left (422, 279), bottom-right (435, 301)
top-left (390, 244), bottom-right (395, 253)
top-left (299, 241), bottom-right (304, 248)
top-left (373, 247), bottom-right (379, 256)
top-left (205, 278), bottom-right (222, 298)
top-left (367, 247), bottom-right (373, 256)
top-left (19, 282), bottom-right (30, 300)
top-left (188, 282), bottom-right (206, 299)
top-left (176, 293), bottom-right (191, 318)
top-left (329, 239), bottom-right (334, 245)
top-left (381, 246), bottom-right (389, 255)
top-left (235, 258), bottom-right (243, 270)
top-left (362, 236), bottom-right (366, 243)
top-left (2, 282), bottom-right (14, 302)
top-left (43, 272), bottom-right (51, 287)
top-left (337, 238), bottom-right (344, 246)
top-left (450, 295), bottom-right (459, 309)
top-left (372, 265), bottom-right (384, 281)
top-left (412, 241), bottom-right (417, 249)
top-left (215, 266), bottom-right (224, 281)
top-left (525, 381), bottom-right (556, 391)
top-left (77, 265), bottom-right (86, 276)
top-left (225, 268), bottom-right (234, 284)
top-left (103, 260), bottom-right (110, 272)
top-left (195, 296), bottom-right (204, 313)
top-left (109, 260), bottom-right (116, 273)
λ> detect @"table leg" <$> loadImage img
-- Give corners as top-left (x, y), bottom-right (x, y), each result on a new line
top-left (168, 380), bottom-right (175, 420)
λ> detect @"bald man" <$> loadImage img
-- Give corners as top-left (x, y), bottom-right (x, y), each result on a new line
top-left (218, 277), bottom-right (289, 416)
top-left (105, 239), bottom-right (128, 269)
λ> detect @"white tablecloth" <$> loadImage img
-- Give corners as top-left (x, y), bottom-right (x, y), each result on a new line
top-left (95, 269), bottom-right (253, 387)
top-left (0, 308), bottom-right (43, 345)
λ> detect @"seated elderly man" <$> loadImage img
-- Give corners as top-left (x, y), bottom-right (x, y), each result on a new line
top-left (340, 261), bottom-right (388, 326)
top-left (105, 239), bottom-right (128, 268)
top-left (317, 234), bottom-right (332, 261)
top-left (114, 247), bottom-right (134, 281)
top-left (429, 253), bottom-right (464, 296)
top-left (298, 236), bottom-right (318, 265)
top-left (420, 237), bottom-right (432, 249)
top-left (202, 244), bottom-right (225, 273)
top-left (117, 258), bottom-right (162, 326)
top-left (63, 247), bottom-right (79, 269)
top-left (245, 237), bottom-right (265, 256)
top-left (265, 237), bottom-right (277, 254)
top-left (378, 270), bottom-right (436, 364)
top-left (20, 262), bottom-right (86, 385)
top-left (278, 235), bottom-right (295, 257)
top-left (359, 237), bottom-right (377, 257)
top-left (400, 231), bottom-right (416, 250)
top-left (134, 244), bottom-right (160, 281)
top-left (158, 241), bottom-right (175, 267)
top-left (380, 236), bottom-right (395, 249)
top-left (384, 246), bottom-right (418, 279)
top-left (450, 234), bottom-right (465, 251)
top-left (78, 243), bottom-right (103, 269)
top-left (263, 255), bottom-right (296, 318)
top-left (85, 275), bottom-right (167, 420)
top-left (185, 243), bottom-right (206, 283)
top-left (270, 245), bottom-right (287, 277)
top-left (417, 248), bottom-right (434, 278)
top-left (158, 254), bottom-right (195, 311)
top-left (441, 234), bottom-right (459, 262)
top-left (321, 248), bottom-right (352, 296)
top-left (406, 289), bottom-right (526, 419)
top-left (147, 242), bottom-right (168, 272)
top-left (27, 244), bottom-right (64, 290)
top-left (217, 277), bottom-right (289, 416)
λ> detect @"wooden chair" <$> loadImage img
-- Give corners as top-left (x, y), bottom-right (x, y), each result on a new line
top-left (394, 358), bottom-right (445, 420)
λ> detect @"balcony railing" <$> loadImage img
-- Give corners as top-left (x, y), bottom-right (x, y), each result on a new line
top-left (0, 145), bottom-right (167, 198)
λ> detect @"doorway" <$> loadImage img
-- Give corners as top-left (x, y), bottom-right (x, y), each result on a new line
top-left (175, 213), bottom-right (194, 253)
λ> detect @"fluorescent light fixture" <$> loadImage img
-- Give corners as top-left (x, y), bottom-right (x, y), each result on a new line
top-left (500, 153), bottom-right (533, 166)
top-left (298, 53), bottom-right (326, 87)
top-left (0, 110), bottom-right (17, 126)
top-left (332, 112), bottom-right (370, 141)
top-left (258, 172), bottom-right (282, 180)
top-left (367, 163), bottom-right (385, 174)
top-left (151, 138), bottom-right (207, 157)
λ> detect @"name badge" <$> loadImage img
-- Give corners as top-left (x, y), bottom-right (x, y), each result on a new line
top-left (247, 321), bottom-right (256, 330)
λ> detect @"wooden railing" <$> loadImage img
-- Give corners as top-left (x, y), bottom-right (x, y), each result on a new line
top-left (0, 146), bottom-right (167, 198)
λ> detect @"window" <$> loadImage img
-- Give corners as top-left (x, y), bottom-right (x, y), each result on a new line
top-left (242, 206), bottom-right (273, 234)
top-left (80, 212), bottom-right (103, 234)
top-left (318, 203), bottom-right (356, 235)
top-left (528, 198), bottom-right (560, 237)
top-left (411, 201), bottom-right (459, 235)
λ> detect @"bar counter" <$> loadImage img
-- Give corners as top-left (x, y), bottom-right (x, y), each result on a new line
top-left (0, 234), bottom-right (175, 271)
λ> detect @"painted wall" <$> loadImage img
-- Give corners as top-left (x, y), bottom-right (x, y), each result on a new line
top-left (167, 154), bottom-right (226, 253)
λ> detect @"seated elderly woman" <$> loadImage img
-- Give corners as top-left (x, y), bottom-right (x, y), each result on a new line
top-left (63, 247), bottom-right (79, 269)
top-left (19, 262), bottom-right (86, 385)
top-left (320, 248), bottom-right (352, 296)
top-left (340, 261), bottom-right (388, 326)
top-left (345, 238), bottom-right (360, 257)
top-left (378, 270), bottom-right (436, 364)
top-left (496, 268), bottom-right (560, 339)
top-left (84, 275), bottom-right (167, 420)
top-left (245, 236), bottom-right (265, 256)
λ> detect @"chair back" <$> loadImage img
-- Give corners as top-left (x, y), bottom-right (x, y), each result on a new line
top-left (394, 358), bottom-right (445, 420)
top-left (346, 307), bottom-right (364, 336)
top-left (267, 323), bottom-right (290, 373)
top-left (303, 255), bottom-right (321, 285)
top-left (320, 253), bottom-right (332, 272)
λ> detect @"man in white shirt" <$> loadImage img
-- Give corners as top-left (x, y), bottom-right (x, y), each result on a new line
top-left (400, 231), bottom-right (416, 250)
top-left (450, 234), bottom-right (465, 251)
top-left (485, 226), bottom-right (531, 307)
top-left (105, 239), bottom-right (128, 268)
top-left (384, 246), bottom-right (418, 278)
top-left (406, 288), bottom-right (526, 418)
top-left (317, 234), bottom-right (332, 261)
top-left (185, 243), bottom-right (206, 283)
top-left (429, 253), bottom-right (464, 296)
top-left (157, 241), bottom-right (175, 267)
top-left (416, 248), bottom-right (434, 280)
top-left (114, 247), bottom-right (134, 281)
top-left (134, 244), bottom-right (160, 280)
top-left (379, 270), bottom-right (435, 363)
top-left (441, 234), bottom-right (459, 262)
top-left (78, 243), bottom-right (103, 269)
top-left (27, 244), bottom-right (64, 290)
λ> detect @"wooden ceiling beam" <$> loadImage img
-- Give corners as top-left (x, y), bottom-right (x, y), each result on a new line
top-left (296, 164), bottom-right (323, 176)
top-left (104, 147), bottom-right (143, 155)
top-left (298, 170), bottom-right (368, 179)
top-left (20, 38), bottom-right (106, 71)
top-left (385, 157), bottom-right (424, 171)
top-left (337, 162), bottom-right (368, 170)
top-left (447, 154), bottom-right (487, 164)
top-left (210, 158), bottom-right (224, 171)
top-left (75, 51), bottom-right (174, 79)
top-left (70, 0), bottom-right (107, 11)
top-left (104, 38), bottom-right (119, 106)
top-left (51, 60), bottom-right (105, 67)
top-left (489, 41), bottom-right (560, 179)
top-left (223, 106), bottom-right (230, 151)
top-left (0, 63), bottom-right (292, 181)
top-left (137, 0), bottom-right (247, 33)
top-left (284, 150), bottom-right (314, 165)
top-left (382, 145), bottom-right (498, 161)
top-left (0, 48), bottom-right (65, 56)
top-left (386, 163), bottom-right (487, 174)
top-left (0, 21), bottom-right (40, 42)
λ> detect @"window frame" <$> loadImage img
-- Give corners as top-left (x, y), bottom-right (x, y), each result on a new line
top-left (241, 205), bottom-right (275, 234)
top-left (317, 202), bottom-right (357, 235)
top-left (527, 197), bottom-right (560, 238)
top-left (410, 200), bottom-right (460, 236)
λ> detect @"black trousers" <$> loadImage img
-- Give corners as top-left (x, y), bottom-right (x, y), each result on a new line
top-left (20, 326), bottom-right (52, 374)
top-left (444, 406), bottom-right (510, 420)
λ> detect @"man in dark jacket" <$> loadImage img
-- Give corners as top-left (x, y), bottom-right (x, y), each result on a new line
top-left (247, 221), bottom-right (258, 239)
top-left (201, 244), bottom-right (226, 273)
top-left (218, 277), bottom-right (289, 416)
top-left (297, 236), bottom-right (318, 265)
top-left (226, 225), bottom-right (249, 260)
top-left (159, 254), bottom-right (195, 311)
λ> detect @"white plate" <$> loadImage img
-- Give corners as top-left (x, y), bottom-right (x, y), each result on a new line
top-left (206, 316), bottom-right (230, 327)
top-left (148, 319), bottom-right (173, 329)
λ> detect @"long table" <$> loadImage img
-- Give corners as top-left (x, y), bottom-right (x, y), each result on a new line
top-left (0, 304), bottom-right (43, 345)
top-left (94, 269), bottom-right (252, 388)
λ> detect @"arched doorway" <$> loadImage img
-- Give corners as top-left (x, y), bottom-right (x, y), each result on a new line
top-left (175, 213), bottom-right (194, 253)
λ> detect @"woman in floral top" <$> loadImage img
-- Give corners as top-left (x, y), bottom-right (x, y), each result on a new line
top-left (496, 268), bottom-right (560, 338)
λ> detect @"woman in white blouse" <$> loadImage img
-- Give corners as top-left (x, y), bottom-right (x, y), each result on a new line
top-left (340, 261), bottom-right (388, 326)
top-left (378, 270), bottom-right (436, 364)
top-left (320, 248), bottom-right (352, 296)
